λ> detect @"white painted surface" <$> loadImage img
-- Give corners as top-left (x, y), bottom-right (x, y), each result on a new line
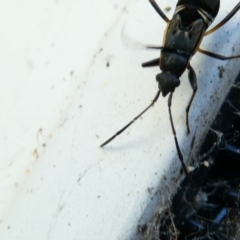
top-left (0, 0), bottom-right (239, 239)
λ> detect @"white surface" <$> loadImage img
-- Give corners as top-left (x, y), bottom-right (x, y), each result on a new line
top-left (0, 0), bottom-right (239, 239)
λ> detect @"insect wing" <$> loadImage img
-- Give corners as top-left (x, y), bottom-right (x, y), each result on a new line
top-left (163, 14), bottom-right (206, 55)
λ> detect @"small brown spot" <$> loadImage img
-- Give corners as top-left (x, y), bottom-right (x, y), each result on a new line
top-left (164, 6), bottom-right (171, 12)
top-left (218, 65), bottom-right (225, 78)
top-left (147, 187), bottom-right (153, 194)
top-left (58, 205), bottom-right (64, 211)
top-left (32, 149), bottom-right (39, 160)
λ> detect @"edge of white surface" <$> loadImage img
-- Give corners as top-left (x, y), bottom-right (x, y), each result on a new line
top-left (0, 1), bottom-right (239, 240)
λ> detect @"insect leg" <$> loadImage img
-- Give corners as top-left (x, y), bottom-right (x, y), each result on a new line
top-left (148, 0), bottom-right (170, 23)
top-left (186, 65), bottom-right (198, 134)
top-left (168, 93), bottom-right (196, 188)
top-left (145, 46), bottom-right (162, 50)
top-left (141, 47), bottom-right (172, 67)
top-left (142, 58), bottom-right (159, 67)
top-left (100, 90), bottom-right (161, 147)
top-left (198, 48), bottom-right (240, 60)
top-left (204, 2), bottom-right (240, 36)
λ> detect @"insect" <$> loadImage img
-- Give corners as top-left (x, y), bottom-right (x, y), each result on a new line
top-left (100, 0), bottom-right (240, 185)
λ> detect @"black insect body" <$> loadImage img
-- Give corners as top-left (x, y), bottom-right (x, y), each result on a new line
top-left (154, 0), bottom-right (219, 95)
top-left (101, 0), bottom-right (240, 184)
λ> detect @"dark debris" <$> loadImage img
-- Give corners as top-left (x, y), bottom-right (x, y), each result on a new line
top-left (140, 72), bottom-right (240, 240)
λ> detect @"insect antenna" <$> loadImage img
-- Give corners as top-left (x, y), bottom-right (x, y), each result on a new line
top-left (168, 93), bottom-right (196, 188)
top-left (100, 90), bottom-right (161, 147)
